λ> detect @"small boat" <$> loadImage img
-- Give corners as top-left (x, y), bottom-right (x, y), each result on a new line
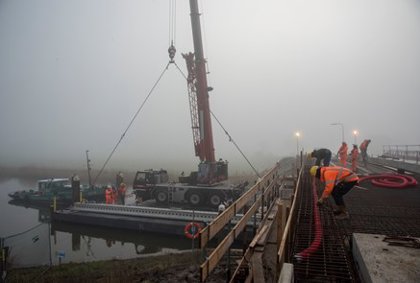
top-left (8, 178), bottom-right (106, 205)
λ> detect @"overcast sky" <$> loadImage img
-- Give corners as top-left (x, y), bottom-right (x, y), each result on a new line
top-left (1, 0), bottom-right (419, 174)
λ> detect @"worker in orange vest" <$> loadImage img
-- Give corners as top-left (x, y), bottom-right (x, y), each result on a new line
top-left (360, 139), bottom-right (371, 166)
top-left (310, 165), bottom-right (359, 220)
top-left (118, 183), bottom-right (127, 205)
top-left (111, 186), bottom-right (118, 204)
top-left (105, 185), bottom-right (113, 204)
top-left (350, 144), bottom-right (359, 173)
top-left (337, 142), bottom-right (348, 167)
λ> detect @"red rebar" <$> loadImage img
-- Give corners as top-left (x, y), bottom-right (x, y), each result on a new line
top-left (360, 173), bottom-right (418, 188)
top-left (295, 182), bottom-right (323, 260)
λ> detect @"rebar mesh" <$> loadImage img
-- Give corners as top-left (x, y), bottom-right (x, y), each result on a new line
top-left (289, 166), bottom-right (420, 282)
top-left (290, 168), bottom-right (357, 282)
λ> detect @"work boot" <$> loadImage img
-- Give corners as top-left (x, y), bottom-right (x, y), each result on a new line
top-left (335, 211), bottom-right (350, 220)
top-left (333, 208), bottom-right (341, 215)
top-left (334, 205), bottom-right (350, 220)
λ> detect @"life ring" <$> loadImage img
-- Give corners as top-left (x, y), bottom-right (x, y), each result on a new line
top-left (184, 222), bottom-right (202, 239)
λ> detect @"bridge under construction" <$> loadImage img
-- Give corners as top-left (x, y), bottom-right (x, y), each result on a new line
top-left (50, 155), bottom-right (420, 282)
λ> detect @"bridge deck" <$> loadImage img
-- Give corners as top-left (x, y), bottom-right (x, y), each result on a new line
top-left (290, 161), bottom-right (420, 282)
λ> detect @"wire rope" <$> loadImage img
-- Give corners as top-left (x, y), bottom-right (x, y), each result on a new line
top-left (3, 223), bottom-right (44, 240)
top-left (169, 0), bottom-right (177, 46)
top-left (93, 62), bottom-right (171, 184)
top-left (172, 62), bottom-right (260, 178)
top-left (210, 112), bottom-right (261, 178)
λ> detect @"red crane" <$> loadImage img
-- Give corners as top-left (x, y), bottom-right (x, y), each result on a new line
top-left (182, 0), bottom-right (227, 185)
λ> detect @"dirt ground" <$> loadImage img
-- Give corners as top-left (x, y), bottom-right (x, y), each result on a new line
top-left (6, 251), bottom-right (228, 283)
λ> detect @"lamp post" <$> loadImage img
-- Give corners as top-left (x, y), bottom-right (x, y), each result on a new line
top-left (331, 122), bottom-right (345, 142)
top-left (295, 132), bottom-right (300, 171)
top-left (353, 130), bottom-right (358, 145)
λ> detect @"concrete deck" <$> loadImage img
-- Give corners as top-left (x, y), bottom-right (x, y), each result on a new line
top-left (352, 233), bottom-right (420, 283)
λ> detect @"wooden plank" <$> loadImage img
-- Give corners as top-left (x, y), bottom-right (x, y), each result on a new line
top-left (229, 197), bottom-right (281, 283)
top-left (199, 164), bottom-right (281, 248)
top-left (251, 252), bottom-right (265, 283)
top-left (249, 225), bottom-right (268, 248)
top-left (199, 164), bottom-right (283, 281)
top-left (201, 197), bottom-right (261, 281)
top-left (277, 167), bottom-right (302, 270)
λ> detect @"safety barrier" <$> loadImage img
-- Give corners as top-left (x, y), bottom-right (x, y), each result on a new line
top-left (277, 165), bottom-right (303, 275)
top-left (198, 163), bottom-right (283, 282)
top-left (382, 144), bottom-right (420, 164)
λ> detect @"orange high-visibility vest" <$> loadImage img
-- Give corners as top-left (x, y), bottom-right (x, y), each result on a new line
top-left (118, 186), bottom-right (126, 194)
top-left (338, 144), bottom-right (348, 157)
top-left (360, 140), bottom-right (369, 151)
top-left (105, 188), bottom-right (113, 204)
top-left (319, 166), bottom-right (359, 199)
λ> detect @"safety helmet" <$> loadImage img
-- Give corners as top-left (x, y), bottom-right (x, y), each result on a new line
top-left (309, 166), bottom-right (319, 176)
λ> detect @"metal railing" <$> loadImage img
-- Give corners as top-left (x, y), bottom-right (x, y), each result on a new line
top-left (382, 144), bottom-right (420, 164)
top-left (198, 163), bottom-right (282, 282)
top-left (277, 165), bottom-right (302, 274)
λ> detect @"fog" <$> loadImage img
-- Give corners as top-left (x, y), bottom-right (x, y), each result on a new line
top-left (1, 0), bottom-right (419, 174)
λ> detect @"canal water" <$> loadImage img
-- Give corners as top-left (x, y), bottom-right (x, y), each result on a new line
top-left (0, 178), bottom-right (193, 268)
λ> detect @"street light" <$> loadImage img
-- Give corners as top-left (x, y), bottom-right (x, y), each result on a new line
top-left (353, 130), bottom-right (359, 145)
top-left (295, 132), bottom-right (300, 154)
top-left (295, 132), bottom-right (301, 171)
top-left (330, 122), bottom-right (344, 142)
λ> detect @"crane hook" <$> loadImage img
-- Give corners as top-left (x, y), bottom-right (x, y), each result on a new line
top-left (168, 41), bottom-right (176, 63)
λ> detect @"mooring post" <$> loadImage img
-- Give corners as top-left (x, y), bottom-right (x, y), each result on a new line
top-left (71, 175), bottom-right (80, 204)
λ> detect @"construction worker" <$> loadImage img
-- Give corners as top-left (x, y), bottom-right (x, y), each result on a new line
top-left (360, 139), bottom-right (371, 166)
top-left (218, 202), bottom-right (226, 215)
top-left (118, 183), bottom-right (127, 205)
top-left (350, 144), bottom-right (359, 173)
top-left (310, 165), bottom-right (359, 220)
top-left (310, 148), bottom-right (332, 166)
top-left (105, 185), bottom-right (113, 204)
top-left (337, 142), bottom-right (348, 167)
top-left (111, 186), bottom-right (118, 204)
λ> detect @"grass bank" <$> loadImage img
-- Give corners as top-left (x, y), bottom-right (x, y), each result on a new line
top-left (6, 251), bottom-right (218, 283)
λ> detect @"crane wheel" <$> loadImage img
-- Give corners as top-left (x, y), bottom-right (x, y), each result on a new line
top-left (155, 190), bottom-right (168, 204)
top-left (209, 193), bottom-right (222, 207)
top-left (187, 192), bottom-right (202, 206)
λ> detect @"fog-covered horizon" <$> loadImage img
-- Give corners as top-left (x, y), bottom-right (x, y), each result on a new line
top-left (1, 0), bottom-right (419, 174)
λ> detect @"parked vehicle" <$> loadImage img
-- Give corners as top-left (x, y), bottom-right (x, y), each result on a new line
top-left (8, 178), bottom-right (106, 205)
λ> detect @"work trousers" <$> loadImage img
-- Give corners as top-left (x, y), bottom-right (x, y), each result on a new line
top-left (331, 181), bottom-right (358, 206)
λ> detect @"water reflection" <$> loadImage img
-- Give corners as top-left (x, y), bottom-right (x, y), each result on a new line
top-left (51, 221), bottom-right (193, 255)
top-left (1, 179), bottom-right (195, 268)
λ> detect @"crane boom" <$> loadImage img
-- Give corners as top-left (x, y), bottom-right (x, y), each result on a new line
top-left (183, 0), bottom-right (227, 184)
top-left (186, 0), bottom-right (214, 163)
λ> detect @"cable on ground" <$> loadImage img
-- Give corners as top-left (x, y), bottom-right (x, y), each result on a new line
top-left (359, 173), bottom-right (418, 188)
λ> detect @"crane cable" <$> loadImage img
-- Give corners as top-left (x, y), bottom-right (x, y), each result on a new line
top-left (169, 0), bottom-right (176, 47)
top-left (93, 62), bottom-right (171, 185)
top-left (172, 65), bottom-right (261, 178)
top-left (211, 112), bottom-right (261, 178)
top-left (94, 1), bottom-right (179, 184)
top-left (95, 0), bottom-right (260, 182)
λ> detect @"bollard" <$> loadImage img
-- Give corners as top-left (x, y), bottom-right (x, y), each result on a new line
top-left (71, 175), bottom-right (80, 204)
